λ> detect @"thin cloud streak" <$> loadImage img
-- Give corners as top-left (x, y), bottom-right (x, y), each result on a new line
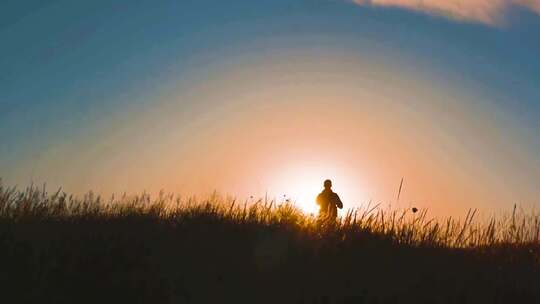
top-left (352, 0), bottom-right (540, 25)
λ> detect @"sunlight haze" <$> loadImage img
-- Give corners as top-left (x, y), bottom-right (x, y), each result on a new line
top-left (1, 0), bottom-right (539, 218)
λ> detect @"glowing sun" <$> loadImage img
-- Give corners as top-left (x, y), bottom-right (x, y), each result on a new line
top-left (268, 162), bottom-right (357, 216)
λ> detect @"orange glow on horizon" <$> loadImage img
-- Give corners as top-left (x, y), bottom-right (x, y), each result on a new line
top-left (14, 48), bottom-right (538, 218)
top-left (267, 160), bottom-right (365, 216)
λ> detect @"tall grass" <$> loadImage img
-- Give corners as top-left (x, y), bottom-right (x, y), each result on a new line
top-left (1, 182), bottom-right (538, 249)
top-left (2, 181), bottom-right (540, 303)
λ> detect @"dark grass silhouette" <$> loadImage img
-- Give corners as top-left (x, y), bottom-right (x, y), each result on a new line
top-left (1, 182), bottom-right (539, 304)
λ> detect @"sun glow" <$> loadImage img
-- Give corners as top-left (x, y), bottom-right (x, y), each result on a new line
top-left (269, 161), bottom-right (360, 216)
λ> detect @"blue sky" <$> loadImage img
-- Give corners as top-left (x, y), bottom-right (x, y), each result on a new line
top-left (1, 0), bottom-right (539, 215)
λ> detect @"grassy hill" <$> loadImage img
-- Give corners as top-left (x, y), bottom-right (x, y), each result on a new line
top-left (1, 183), bottom-right (539, 303)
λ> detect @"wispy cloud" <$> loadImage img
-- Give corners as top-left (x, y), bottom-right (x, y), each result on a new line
top-left (351, 0), bottom-right (540, 25)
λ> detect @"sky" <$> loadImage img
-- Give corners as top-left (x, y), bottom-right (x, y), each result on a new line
top-left (1, 0), bottom-right (539, 217)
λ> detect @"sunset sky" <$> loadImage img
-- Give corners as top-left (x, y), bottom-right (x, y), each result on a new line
top-left (1, 0), bottom-right (539, 216)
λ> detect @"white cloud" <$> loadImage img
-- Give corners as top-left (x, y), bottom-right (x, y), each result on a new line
top-left (352, 0), bottom-right (540, 25)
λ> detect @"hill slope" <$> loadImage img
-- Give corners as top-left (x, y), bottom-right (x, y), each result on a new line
top-left (1, 184), bottom-right (539, 303)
